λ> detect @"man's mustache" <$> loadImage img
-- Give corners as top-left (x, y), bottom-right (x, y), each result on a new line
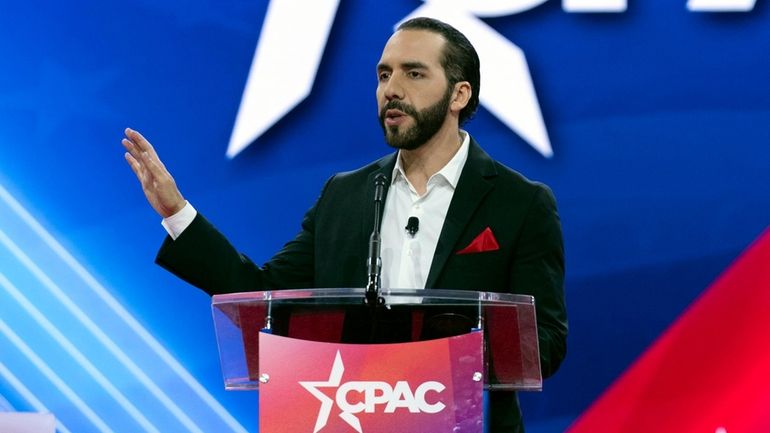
top-left (379, 101), bottom-right (418, 121)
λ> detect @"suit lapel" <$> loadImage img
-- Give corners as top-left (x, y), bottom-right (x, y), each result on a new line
top-left (425, 139), bottom-right (497, 288)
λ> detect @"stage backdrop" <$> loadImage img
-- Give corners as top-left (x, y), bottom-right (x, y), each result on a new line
top-left (1, 1), bottom-right (768, 432)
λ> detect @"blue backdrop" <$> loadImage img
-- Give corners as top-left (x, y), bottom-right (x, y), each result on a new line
top-left (1, 1), bottom-right (768, 432)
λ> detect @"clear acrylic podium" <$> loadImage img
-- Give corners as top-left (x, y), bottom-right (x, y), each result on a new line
top-left (211, 288), bottom-right (542, 392)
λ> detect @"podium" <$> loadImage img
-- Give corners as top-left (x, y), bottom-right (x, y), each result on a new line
top-left (212, 288), bottom-right (541, 433)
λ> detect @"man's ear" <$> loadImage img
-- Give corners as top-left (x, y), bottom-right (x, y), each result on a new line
top-left (450, 81), bottom-right (472, 114)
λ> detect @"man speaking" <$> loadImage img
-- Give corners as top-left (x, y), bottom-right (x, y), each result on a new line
top-left (123, 17), bottom-right (567, 433)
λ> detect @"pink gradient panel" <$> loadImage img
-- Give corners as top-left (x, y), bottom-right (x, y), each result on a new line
top-left (260, 331), bottom-right (483, 433)
top-left (569, 228), bottom-right (770, 433)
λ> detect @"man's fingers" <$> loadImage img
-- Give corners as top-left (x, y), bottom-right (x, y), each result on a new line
top-left (122, 130), bottom-right (172, 188)
top-left (124, 151), bottom-right (140, 174)
top-left (124, 128), bottom-right (148, 151)
top-left (123, 140), bottom-right (150, 183)
top-left (124, 129), bottom-right (169, 171)
top-left (122, 138), bottom-right (142, 161)
top-left (139, 150), bottom-right (170, 183)
top-left (125, 128), bottom-right (160, 160)
top-left (124, 152), bottom-right (151, 186)
top-left (137, 150), bottom-right (185, 216)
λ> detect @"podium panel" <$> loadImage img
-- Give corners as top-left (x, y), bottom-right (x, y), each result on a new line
top-left (258, 331), bottom-right (484, 433)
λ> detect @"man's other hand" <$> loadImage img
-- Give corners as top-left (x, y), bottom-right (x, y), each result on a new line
top-left (122, 128), bottom-right (186, 218)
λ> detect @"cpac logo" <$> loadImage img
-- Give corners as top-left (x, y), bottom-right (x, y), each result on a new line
top-left (228, 0), bottom-right (757, 159)
top-left (299, 351), bottom-right (446, 433)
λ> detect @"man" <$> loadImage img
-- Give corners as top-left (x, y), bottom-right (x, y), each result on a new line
top-left (123, 17), bottom-right (566, 433)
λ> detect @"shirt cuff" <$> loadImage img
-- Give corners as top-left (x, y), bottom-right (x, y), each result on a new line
top-left (161, 201), bottom-right (197, 240)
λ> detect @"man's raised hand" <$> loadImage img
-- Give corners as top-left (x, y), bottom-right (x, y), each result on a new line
top-left (122, 128), bottom-right (186, 218)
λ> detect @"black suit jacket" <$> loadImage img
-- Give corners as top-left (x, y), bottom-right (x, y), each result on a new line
top-left (156, 138), bottom-right (567, 432)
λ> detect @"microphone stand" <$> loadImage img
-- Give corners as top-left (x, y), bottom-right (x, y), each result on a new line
top-left (365, 174), bottom-right (387, 307)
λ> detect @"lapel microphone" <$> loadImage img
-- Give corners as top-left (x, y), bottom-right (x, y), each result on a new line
top-left (405, 216), bottom-right (419, 237)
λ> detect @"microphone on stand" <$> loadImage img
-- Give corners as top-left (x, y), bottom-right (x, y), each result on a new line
top-left (365, 173), bottom-right (388, 306)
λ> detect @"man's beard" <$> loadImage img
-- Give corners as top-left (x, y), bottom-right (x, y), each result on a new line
top-left (379, 86), bottom-right (453, 151)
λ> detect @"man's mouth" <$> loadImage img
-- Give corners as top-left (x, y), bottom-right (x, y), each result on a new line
top-left (384, 109), bottom-right (407, 126)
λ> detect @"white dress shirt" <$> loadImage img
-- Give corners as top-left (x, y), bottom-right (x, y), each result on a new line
top-left (162, 131), bottom-right (471, 290)
top-left (380, 132), bottom-right (469, 289)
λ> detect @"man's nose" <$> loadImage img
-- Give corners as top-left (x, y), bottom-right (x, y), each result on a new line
top-left (382, 76), bottom-right (404, 101)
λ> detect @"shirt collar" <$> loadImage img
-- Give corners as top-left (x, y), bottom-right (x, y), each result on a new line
top-left (391, 130), bottom-right (471, 189)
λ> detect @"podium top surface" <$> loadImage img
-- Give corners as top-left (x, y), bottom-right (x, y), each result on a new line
top-left (212, 287), bottom-right (534, 307)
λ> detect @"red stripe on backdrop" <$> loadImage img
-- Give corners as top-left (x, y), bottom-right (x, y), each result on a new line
top-left (568, 227), bottom-right (770, 433)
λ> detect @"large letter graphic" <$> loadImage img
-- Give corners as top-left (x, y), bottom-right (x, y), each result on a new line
top-left (404, 1), bottom-right (554, 157)
top-left (687, 0), bottom-right (757, 11)
top-left (227, 0), bottom-right (340, 158)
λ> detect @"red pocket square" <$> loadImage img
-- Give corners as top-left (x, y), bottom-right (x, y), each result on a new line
top-left (456, 227), bottom-right (499, 255)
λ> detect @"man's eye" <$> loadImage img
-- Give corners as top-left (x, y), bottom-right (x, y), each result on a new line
top-left (407, 71), bottom-right (422, 79)
top-left (378, 72), bottom-right (390, 81)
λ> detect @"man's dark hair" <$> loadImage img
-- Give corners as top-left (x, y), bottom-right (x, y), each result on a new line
top-left (397, 17), bottom-right (481, 125)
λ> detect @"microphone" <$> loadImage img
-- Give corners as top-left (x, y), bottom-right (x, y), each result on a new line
top-left (373, 173), bottom-right (387, 202)
top-left (366, 174), bottom-right (388, 305)
top-left (405, 216), bottom-right (419, 236)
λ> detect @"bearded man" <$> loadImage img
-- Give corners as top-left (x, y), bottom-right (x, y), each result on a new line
top-left (123, 17), bottom-right (567, 433)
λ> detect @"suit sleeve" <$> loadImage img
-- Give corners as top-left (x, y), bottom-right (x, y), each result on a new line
top-left (155, 177), bottom-right (334, 296)
top-left (511, 184), bottom-right (568, 378)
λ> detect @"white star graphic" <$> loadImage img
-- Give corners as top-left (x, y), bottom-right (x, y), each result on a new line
top-left (228, 1), bottom-right (554, 158)
top-left (299, 351), bottom-right (362, 433)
